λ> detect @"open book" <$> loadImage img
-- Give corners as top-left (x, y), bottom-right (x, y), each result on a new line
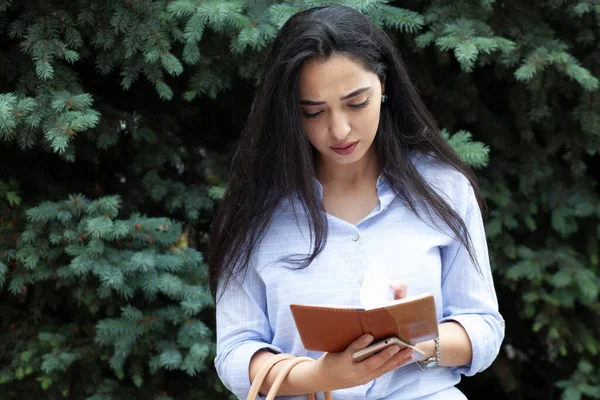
top-left (290, 292), bottom-right (438, 353)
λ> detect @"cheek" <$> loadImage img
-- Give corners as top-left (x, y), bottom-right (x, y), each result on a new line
top-left (355, 107), bottom-right (381, 135)
top-left (303, 120), bottom-right (327, 146)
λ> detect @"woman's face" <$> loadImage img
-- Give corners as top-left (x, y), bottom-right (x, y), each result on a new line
top-left (299, 54), bottom-right (384, 167)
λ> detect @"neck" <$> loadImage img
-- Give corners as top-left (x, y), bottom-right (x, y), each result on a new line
top-left (316, 146), bottom-right (381, 191)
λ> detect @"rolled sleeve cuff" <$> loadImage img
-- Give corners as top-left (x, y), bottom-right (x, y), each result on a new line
top-left (440, 313), bottom-right (504, 377)
top-left (215, 340), bottom-right (283, 399)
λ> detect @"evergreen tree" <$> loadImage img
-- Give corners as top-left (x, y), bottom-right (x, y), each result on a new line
top-left (0, 0), bottom-right (597, 399)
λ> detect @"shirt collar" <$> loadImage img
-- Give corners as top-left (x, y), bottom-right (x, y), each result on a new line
top-left (312, 172), bottom-right (396, 210)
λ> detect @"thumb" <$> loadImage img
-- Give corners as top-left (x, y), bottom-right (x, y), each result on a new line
top-left (346, 334), bottom-right (374, 352)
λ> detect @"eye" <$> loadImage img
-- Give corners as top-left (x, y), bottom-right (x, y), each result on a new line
top-left (303, 110), bottom-right (323, 118)
top-left (349, 99), bottom-right (370, 109)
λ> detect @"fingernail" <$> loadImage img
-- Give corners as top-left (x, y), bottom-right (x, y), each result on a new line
top-left (388, 346), bottom-right (400, 356)
top-left (364, 334), bottom-right (373, 344)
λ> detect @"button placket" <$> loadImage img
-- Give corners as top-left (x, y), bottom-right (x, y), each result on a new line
top-left (346, 227), bottom-right (366, 291)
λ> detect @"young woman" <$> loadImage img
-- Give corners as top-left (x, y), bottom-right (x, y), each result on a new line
top-left (210, 5), bottom-right (504, 400)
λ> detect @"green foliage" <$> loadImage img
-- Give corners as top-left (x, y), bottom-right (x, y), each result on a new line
top-left (0, 0), bottom-right (599, 399)
top-left (412, 1), bottom-right (600, 398)
top-left (557, 361), bottom-right (600, 400)
top-left (441, 129), bottom-right (489, 168)
top-left (414, 2), bottom-right (516, 72)
top-left (0, 179), bottom-right (21, 206)
top-left (0, 194), bottom-right (217, 398)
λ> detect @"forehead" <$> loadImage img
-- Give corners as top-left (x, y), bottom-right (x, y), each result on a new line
top-left (298, 54), bottom-right (378, 98)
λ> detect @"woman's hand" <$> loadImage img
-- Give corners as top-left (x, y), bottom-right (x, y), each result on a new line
top-left (271, 280), bottom-right (415, 394)
top-left (311, 334), bottom-right (414, 392)
top-left (308, 281), bottom-right (413, 391)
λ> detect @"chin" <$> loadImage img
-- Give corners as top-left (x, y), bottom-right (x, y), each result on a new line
top-left (329, 152), bottom-right (364, 165)
top-left (335, 157), bottom-right (361, 165)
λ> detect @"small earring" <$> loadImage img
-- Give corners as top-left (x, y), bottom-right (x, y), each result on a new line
top-left (382, 94), bottom-right (388, 103)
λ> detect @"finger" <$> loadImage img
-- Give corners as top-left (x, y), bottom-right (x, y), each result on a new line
top-left (346, 334), bottom-right (374, 352)
top-left (392, 348), bottom-right (414, 367)
top-left (389, 281), bottom-right (407, 300)
top-left (381, 349), bottom-right (414, 373)
top-left (361, 345), bottom-right (410, 372)
top-left (365, 347), bottom-right (414, 380)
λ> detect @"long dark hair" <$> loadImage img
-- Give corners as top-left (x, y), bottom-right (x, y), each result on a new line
top-left (209, 5), bottom-right (485, 299)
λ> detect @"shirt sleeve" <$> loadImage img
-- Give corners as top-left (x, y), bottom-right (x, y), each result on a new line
top-left (439, 181), bottom-right (505, 376)
top-left (214, 259), bottom-right (282, 399)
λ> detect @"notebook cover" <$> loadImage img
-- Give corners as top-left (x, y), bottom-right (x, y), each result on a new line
top-left (289, 294), bottom-right (438, 353)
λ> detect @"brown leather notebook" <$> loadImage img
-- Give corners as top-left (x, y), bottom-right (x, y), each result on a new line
top-left (290, 293), bottom-right (438, 353)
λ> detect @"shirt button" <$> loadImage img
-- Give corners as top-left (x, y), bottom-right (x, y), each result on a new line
top-left (352, 233), bottom-right (359, 241)
top-left (359, 279), bottom-right (364, 286)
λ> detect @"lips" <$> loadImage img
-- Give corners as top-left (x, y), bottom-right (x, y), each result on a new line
top-left (330, 141), bottom-right (358, 156)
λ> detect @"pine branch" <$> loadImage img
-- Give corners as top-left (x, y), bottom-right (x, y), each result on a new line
top-left (0, 0), bottom-right (14, 13)
top-left (198, 0), bottom-right (247, 33)
top-left (375, 5), bottom-right (424, 33)
top-left (441, 129), bottom-right (490, 168)
top-left (0, 261), bottom-right (8, 286)
top-left (342, 0), bottom-right (381, 14)
top-left (515, 41), bottom-right (599, 91)
top-left (269, 3), bottom-right (298, 29)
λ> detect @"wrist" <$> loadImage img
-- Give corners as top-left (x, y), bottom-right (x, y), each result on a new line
top-left (416, 339), bottom-right (436, 360)
top-left (286, 358), bottom-right (329, 393)
top-left (416, 337), bottom-right (441, 370)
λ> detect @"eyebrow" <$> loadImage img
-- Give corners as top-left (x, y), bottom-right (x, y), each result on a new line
top-left (300, 86), bottom-right (371, 105)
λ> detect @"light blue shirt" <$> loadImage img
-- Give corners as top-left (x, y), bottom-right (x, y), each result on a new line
top-left (215, 153), bottom-right (505, 399)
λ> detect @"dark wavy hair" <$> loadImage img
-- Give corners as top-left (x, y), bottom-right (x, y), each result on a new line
top-left (209, 5), bottom-right (484, 299)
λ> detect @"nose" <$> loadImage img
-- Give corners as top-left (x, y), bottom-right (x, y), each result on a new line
top-left (329, 111), bottom-right (351, 141)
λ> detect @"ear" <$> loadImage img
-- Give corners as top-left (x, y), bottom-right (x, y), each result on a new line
top-left (381, 74), bottom-right (386, 94)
